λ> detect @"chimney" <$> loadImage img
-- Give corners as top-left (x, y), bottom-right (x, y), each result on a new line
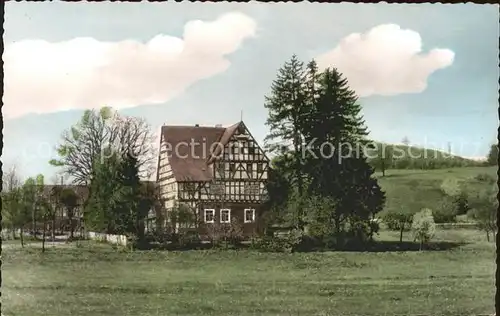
top-left (195, 124), bottom-right (199, 127)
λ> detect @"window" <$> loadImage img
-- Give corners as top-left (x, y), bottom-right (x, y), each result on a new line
top-left (210, 183), bottom-right (224, 196)
top-left (244, 183), bottom-right (259, 195)
top-left (204, 209), bottom-right (215, 223)
top-left (257, 163), bottom-right (264, 173)
top-left (220, 209), bottom-right (231, 223)
top-left (248, 146), bottom-right (255, 155)
top-left (232, 143), bottom-right (240, 155)
top-left (247, 163), bottom-right (253, 175)
top-left (229, 163), bottom-right (236, 173)
top-left (244, 209), bottom-right (255, 223)
top-left (216, 163), bottom-right (224, 176)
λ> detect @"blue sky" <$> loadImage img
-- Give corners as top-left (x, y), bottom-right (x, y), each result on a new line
top-left (3, 2), bottom-right (499, 181)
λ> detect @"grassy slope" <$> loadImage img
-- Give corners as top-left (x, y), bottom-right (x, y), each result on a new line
top-left (2, 228), bottom-right (494, 316)
top-left (374, 166), bottom-right (497, 216)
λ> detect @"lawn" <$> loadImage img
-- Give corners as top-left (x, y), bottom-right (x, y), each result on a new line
top-left (1, 227), bottom-right (495, 316)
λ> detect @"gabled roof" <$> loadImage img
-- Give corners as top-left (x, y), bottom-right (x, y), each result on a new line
top-left (160, 122), bottom-right (241, 182)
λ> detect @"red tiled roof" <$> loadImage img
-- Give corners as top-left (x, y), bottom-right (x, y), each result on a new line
top-left (160, 122), bottom-right (241, 182)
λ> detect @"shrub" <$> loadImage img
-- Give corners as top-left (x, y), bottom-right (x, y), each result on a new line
top-left (454, 191), bottom-right (470, 215)
top-left (411, 208), bottom-right (436, 250)
top-left (440, 178), bottom-right (461, 197)
top-left (144, 228), bottom-right (169, 244)
top-left (467, 186), bottom-right (497, 242)
top-left (433, 198), bottom-right (458, 223)
top-left (207, 218), bottom-right (244, 248)
top-left (169, 204), bottom-right (197, 234)
top-left (178, 230), bottom-right (202, 248)
top-left (474, 173), bottom-right (496, 183)
top-left (254, 228), bottom-right (304, 253)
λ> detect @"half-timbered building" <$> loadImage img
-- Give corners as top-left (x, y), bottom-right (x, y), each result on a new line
top-left (156, 121), bottom-right (270, 237)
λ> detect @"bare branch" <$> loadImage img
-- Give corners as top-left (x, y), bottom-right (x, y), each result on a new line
top-left (2, 165), bottom-right (22, 191)
top-left (51, 108), bottom-right (156, 184)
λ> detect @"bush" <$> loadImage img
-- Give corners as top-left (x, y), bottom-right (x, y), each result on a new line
top-left (440, 178), bottom-right (461, 197)
top-left (454, 191), bottom-right (469, 215)
top-left (467, 186), bottom-right (497, 242)
top-left (433, 198), bottom-right (458, 223)
top-left (207, 218), bottom-right (244, 248)
top-left (254, 229), bottom-right (304, 253)
top-left (474, 173), bottom-right (496, 183)
top-left (411, 208), bottom-right (436, 250)
top-left (178, 230), bottom-right (202, 248)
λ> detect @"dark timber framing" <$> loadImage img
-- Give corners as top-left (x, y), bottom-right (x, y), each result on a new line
top-left (155, 121), bottom-right (270, 237)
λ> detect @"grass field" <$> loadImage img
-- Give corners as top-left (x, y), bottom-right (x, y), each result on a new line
top-left (2, 166), bottom-right (496, 315)
top-left (2, 227), bottom-right (495, 316)
top-left (375, 166), bottom-right (497, 216)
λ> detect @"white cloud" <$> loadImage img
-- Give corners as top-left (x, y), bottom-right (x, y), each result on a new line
top-left (3, 12), bottom-right (257, 119)
top-left (315, 24), bottom-right (455, 97)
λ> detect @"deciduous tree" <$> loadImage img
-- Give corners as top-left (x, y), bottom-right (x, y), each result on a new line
top-left (486, 143), bottom-right (498, 166)
top-left (2, 166), bottom-right (23, 240)
top-left (372, 143), bottom-right (393, 177)
top-left (382, 207), bottom-right (414, 243)
top-left (467, 185), bottom-right (497, 242)
top-left (59, 188), bottom-right (79, 240)
top-left (411, 208), bottom-right (436, 250)
top-left (49, 107), bottom-right (156, 185)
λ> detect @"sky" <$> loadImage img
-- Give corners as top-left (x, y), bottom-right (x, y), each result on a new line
top-left (3, 2), bottom-right (499, 182)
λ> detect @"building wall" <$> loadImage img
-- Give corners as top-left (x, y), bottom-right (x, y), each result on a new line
top-left (157, 138), bottom-right (179, 227)
top-left (197, 202), bottom-right (262, 238)
top-left (162, 123), bottom-right (270, 237)
top-left (209, 123), bottom-right (269, 203)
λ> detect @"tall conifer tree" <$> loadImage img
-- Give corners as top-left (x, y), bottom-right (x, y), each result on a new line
top-left (264, 55), bottom-right (310, 230)
top-left (301, 67), bottom-right (384, 240)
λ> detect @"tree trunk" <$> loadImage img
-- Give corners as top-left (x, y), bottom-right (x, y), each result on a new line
top-left (69, 210), bottom-right (74, 240)
top-left (381, 160), bottom-right (386, 177)
top-left (12, 228), bottom-right (16, 240)
top-left (32, 207), bottom-right (37, 239)
top-left (51, 215), bottom-right (56, 241)
top-left (20, 227), bottom-right (24, 248)
top-left (42, 217), bottom-right (47, 253)
top-left (293, 132), bottom-right (305, 232)
top-left (399, 223), bottom-right (404, 243)
top-left (334, 216), bottom-right (343, 248)
top-left (486, 230), bottom-right (490, 242)
top-left (60, 207), bottom-right (64, 234)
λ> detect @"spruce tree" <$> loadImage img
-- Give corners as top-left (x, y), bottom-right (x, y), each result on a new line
top-left (114, 152), bottom-right (143, 238)
top-left (85, 147), bottom-right (146, 238)
top-left (85, 151), bottom-right (121, 233)
top-left (264, 55), bottom-right (310, 230)
top-left (301, 67), bottom-right (385, 243)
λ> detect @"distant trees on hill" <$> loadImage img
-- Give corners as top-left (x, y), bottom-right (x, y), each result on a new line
top-left (368, 143), bottom-right (486, 174)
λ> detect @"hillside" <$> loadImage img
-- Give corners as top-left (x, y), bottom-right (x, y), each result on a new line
top-left (375, 166), bottom-right (497, 218)
top-left (366, 142), bottom-right (486, 170)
